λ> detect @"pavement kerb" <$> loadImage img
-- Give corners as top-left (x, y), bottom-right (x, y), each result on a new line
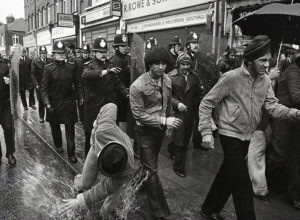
top-left (21, 116), bottom-right (82, 175)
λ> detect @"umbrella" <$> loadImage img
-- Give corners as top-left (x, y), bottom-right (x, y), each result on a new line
top-left (233, 3), bottom-right (300, 45)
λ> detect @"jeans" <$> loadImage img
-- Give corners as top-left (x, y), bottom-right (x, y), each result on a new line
top-left (135, 125), bottom-right (170, 218)
top-left (201, 135), bottom-right (256, 220)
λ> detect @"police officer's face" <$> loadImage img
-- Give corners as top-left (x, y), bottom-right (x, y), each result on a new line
top-left (118, 46), bottom-right (127, 55)
top-left (149, 61), bottom-right (167, 78)
top-left (76, 52), bottom-right (81, 58)
top-left (53, 52), bottom-right (66, 61)
top-left (189, 42), bottom-right (199, 53)
top-left (82, 52), bottom-right (89, 59)
top-left (40, 53), bottom-right (47, 59)
top-left (95, 51), bottom-right (107, 61)
top-left (249, 53), bottom-right (271, 76)
top-left (174, 45), bottom-right (181, 54)
top-left (178, 62), bottom-right (191, 75)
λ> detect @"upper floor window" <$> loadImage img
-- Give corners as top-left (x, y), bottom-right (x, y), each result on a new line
top-left (72, 0), bottom-right (77, 13)
top-left (47, 5), bottom-right (51, 24)
top-left (12, 34), bottom-right (19, 46)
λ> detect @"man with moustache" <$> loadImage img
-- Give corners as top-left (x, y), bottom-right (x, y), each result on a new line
top-left (198, 35), bottom-right (300, 220)
top-left (82, 37), bottom-right (128, 157)
top-left (31, 46), bottom-right (52, 123)
top-left (166, 36), bottom-right (182, 73)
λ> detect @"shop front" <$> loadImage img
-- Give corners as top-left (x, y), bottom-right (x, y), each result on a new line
top-left (37, 30), bottom-right (52, 55)
top-left (80, 0), bottom-right (121, 57)
top-left (123, 0), bottom-right (212, 47)
top-left (52, 26), bottom-right (76, 47)
top-left (23, 34), bottom-right (36, 58)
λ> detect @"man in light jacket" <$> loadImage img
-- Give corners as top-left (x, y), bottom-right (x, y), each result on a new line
top-left (198, 35), bottom-right (300, 220)
top-left (59, 103), bottom-right (134, 219)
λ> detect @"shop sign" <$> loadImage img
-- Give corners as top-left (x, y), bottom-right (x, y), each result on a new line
top-left (122, 0), bottom-right (208, 20)
top-left (57, 13), bottom-right (74, 28)
top-left (92, 0), bottom-right (110, 7)
top-left (81, 4), bottom-right (111, 24)
top-left (23, 34), bottom-right (36, 48)
top-left (52, 27), bottom-right (75, 39)
top-left (37, 30), bottom-right (51, 46)
top-left (127, 11), bottom-right (207, 33)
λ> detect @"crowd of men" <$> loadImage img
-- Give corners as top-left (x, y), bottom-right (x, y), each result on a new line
top-left (1, 32), bottom-right (300, 220)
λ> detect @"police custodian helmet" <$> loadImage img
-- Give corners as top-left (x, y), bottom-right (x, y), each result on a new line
top-left (52, 41), bottom-right (66, 53)
top-left (113, 34), bottom-right (127, 47)
top-left (82, 43), bottom-right (91, 53)
top-left (93, 37), bottom-right (108, 52)
top-left (39, 46), bottom-right (47, 54)
top-left (145, 37), bottom-right (158, 50)
top-left (186, 32), bottom-right (199, 45)
top-left (169, 36), bottom-right (182, 46)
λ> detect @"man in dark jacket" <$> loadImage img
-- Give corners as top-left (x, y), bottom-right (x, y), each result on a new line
top-left (82, 37), bottom-right (128, 157)
top-left (19, 49), bottom-right (35, 110)
top-left (168, 53), bottom-right (203, 177)
top-left (110, 34), bottom-right (131, 124)
top-left (31, 46), bottom-right (52, 123)
top-left (41, 41), bottom-right (83, 163)
top-left (0, 56), bottom-right (16, 165)
top-left (166, 35), bottom-right (182, 73)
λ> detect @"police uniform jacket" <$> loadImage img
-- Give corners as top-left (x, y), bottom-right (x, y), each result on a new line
top-left (109, 52), bottom-right (131, 122)
top-left (31, 57), bottom-right (52, 88)
top-left (0, 61), bottom-right (12, 125)
top-left (19, 56), bottom-right (33, 91)
top-left (82, 58), bottom-right (128, 132)
top-left (40, 61), bottom-right (83, 124)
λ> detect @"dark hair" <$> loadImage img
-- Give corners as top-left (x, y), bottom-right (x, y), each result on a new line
top-left (144, 47), bottom-right (171, 68)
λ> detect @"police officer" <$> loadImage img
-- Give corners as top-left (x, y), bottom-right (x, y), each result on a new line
top-left (0, 55), bottom-right (16, 165)
top-left (19, 48), bottom-right (35, 110)
top-left (145, 37), bottom-right (158, 54)
top-left (110, 34), bottom-right (131, 124)
top-left (41, 41), bottom-right (83, 163)
top-left (82, 37), bottom-right (128, 157)
top-left (75, 47), bottom-right (82, 59)
top-left (81, 43), bottom-right (91, 63)
top-left (166, 35), bottom-right (182, 73)
top-left (31, 46), bottom-right (52, 123)
top-left (186, 32), bottom-right (199, 67)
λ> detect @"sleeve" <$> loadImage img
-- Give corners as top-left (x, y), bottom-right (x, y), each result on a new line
top-left (198, 75), bottom-right (230, 136)
top-left (286, 68), bottom-right (300, 106)
top-left (72, 65), bottom-right (84, 101)
top-left (264, 79), bottom-right (300, 120)
top-left (81, 63), bottom-right (101, 80)
top-left (113, 72), bottom-right (128, 98)
top-left (129, 83), bottom-right (163, 127)
top-left (171, 81), bottom-right (180, 110)
top-left (166, 81), bottom-right (173, 118)
top-left (31, 61), bottom-right (39, 87)
top-left (40, 67), bottom-right (50, 106)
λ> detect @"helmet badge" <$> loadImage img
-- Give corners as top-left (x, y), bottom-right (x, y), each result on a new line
top-left (122, 35), bottom-right (127, 43)
top-left (100, 39), bottom-right (106, 48)
top-left (193, 33), bottom-right (198, 39)
top-left (57, 42), bottom-right (63, 48)
top-left (83, 45), bottom-right (87, 50)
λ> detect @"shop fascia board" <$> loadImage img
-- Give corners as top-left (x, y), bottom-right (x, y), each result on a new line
top-left (80, 16), bottom-right (119, 29)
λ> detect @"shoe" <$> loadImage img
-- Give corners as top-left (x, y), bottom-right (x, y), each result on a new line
top-left (254, 194), bottom-right (268, 202)
top-left (7, 154), bottom-right (16, 165)
top-left (200, 210), bottom-right (224, 220)
top-left (24, 107), bottom-right (28, 110)
top-left (174, 169), bottom-right (185, 177)
top-left (69, 155), bottom-right (78, 163)
top-left (39, 118), bottom-right (44, 123)
top-left (30, 105), bottom-right (37, 110)
top-left (55, 147), bottom-right (64, 153)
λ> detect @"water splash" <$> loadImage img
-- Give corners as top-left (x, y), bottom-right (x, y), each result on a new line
top-left (115, 166), bottom-right (149, 220)
top-left (20, 160), bottom-right (81, 220)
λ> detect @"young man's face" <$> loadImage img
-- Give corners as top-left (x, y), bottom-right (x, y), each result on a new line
top-left (250, 52), bottom-right (271, 76)
top-left (149, 61), bottom-right (167, 78)
top-left (178, 62), bottom-right (191, 75)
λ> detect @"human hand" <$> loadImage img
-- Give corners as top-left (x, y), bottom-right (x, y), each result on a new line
top-left (165, 128), bottom-right (173, 137)
top-left (3, 76), bottom-right (10, 85)
top-left (201, 134), bottom-right (214, 150)
top-left (46, 104), bottom-right (53, 112)
top-left (166, 117), bottom-right (182, 129)
top-left (59, 198), bottom-right (79, 217)
top-left (268, 67), bottom-right (280, 80)
top-left (177, 103), bottom-right (187, 112)
top-left (109, 67), bottom-right (122, 74)
top-left (35, 85), bottom-right (40, 90)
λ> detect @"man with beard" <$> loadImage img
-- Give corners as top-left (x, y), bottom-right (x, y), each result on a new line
top-left (31, 46), bottom-right (52, 123)
top-left (41, 41), bottom-right (83, 163)
top-left (110, 34), bottom-right (131, 124)
top-left (168, 53), bottom-right (203, 177)
top-left (166, 36), bottom-right (182, 73)
top-left (82, 37), bottom-right (128, 157)
top-left (199, 35), bottom-right (300, 220)
top-left (216, 48), bottom-right (238, 75)
top-left (130, 47), bottom-right (181, 220)
top-left (19, 48), bottom-right (36, 110)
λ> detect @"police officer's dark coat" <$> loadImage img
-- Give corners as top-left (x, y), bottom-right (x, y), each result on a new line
top-left (31, 58), bottom-right (52, 88)
top-left (0, 61), bottom-right (10, 119)
top-left (82, 58), bottom-right (128, 132)
top-left (166, 50), bottom-right (178, 73)
top-left (19, 56), bottom-right (33, 91)
top-left (168, 69), bottom-right (203, 146)
top-left (40, 61), bottom-right (83, 124)
top-left (109, 52), bottom-right (130, 122)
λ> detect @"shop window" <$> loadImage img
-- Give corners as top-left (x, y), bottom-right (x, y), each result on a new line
top-left (12, 34), bottom-right (19, 46)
